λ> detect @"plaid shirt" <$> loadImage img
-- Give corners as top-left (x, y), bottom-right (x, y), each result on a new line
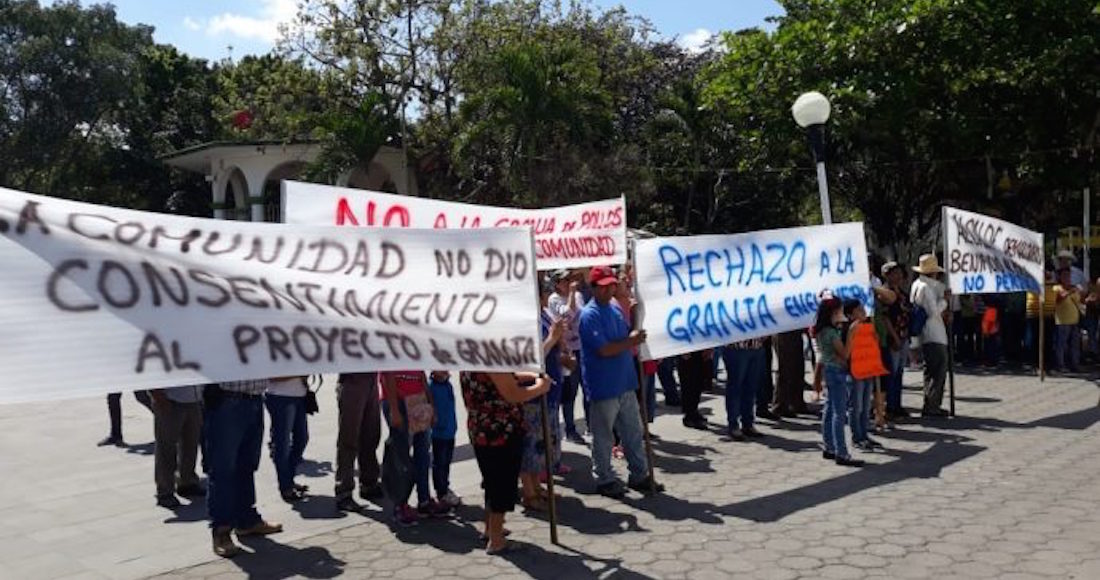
top-left (218, 379), bottom-right (269, 396)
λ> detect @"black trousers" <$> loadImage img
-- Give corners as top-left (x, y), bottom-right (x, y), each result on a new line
top-left (677, 351), bottom-right (708, 421)
top-left (473, 437), bottom-right (523, 514)
top-left (106, 390), bottom-right (153, 438)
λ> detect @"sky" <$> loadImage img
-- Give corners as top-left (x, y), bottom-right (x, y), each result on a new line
top-left (64, 0), bottom-right (783, 62)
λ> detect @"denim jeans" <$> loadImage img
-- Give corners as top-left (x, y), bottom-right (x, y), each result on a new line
top-left (1084, 317), bottom-right (1099, 356)
top-left (589, 391), bottom-right (648, 486)
top-left (382, 401), bottom-right (432, 505)
top-left (431, 437), bottom-right (455, 497)
top-left (712, 346), bottom-right (725, 379)
top-left (656, 358), bottom-right (680, 402)
top-left (849, 378), bottom-right (873, 443)
top-left (1054, 324), bottom-right (1081, 370)
top-left (265, 394), bottom-right (309, 493)
top-left (205, 396), bottom-right (264, 530)
top-left (886, 348), bottom-right (906, 412)
top-left (561, 356), bottom-right (582, 436)
top-left (822, 365), bottom-right (851, 459)
top-left (723, 347), bottom-right (765, 431)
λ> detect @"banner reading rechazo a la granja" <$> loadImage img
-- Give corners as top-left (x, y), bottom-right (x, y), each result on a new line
top-left (0, 187), bottom-right (542, 404)
top-left (281, 181), bottom-right (627, 270)
top-left (634, 222), bottom-right (871, 360)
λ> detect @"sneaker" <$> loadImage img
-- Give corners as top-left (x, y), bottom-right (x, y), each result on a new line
top-left (865, 437), bottom-right (884, 449)
top-left (281, 488), bottom-right (305, 503)
top-left (835, 456), bottom-right (865, 467)
top-left (336, 496), bottom-right (363, 513)
top-left (596, 481), bottom-right (627, 499)
top-left (756, 409), bottom-right (780, 421)
top-left (627, 476), bottom-right (665, 494)
top-left (567, 432), bottom-right (586, 445)
top-left (728, 428), bottom-right (746, 442)
top-left (393, 504), bottom-right (419, 527)
top-left (822, 450), bottom-right (836, 460)
top-left (359, 484), bottom-right (384, 502)
top-left (742, 427), bottom-right (765, 439)
top-left (440, 490), bottom-right (462, 508)
top-left (236, 520), bottom-right (282, 537)
top-left (853, 440), bottom-right (873, 452)
top-left (212, 528), bottom-right (240, 558)
top-left (417, 499), bottom-right (450, 518)
top-left (156, 495), bottom-right (181, 509)
top-left (921, 408), bottom-right (949, 418)
top-left (612, 445), bottom-right (625, 459)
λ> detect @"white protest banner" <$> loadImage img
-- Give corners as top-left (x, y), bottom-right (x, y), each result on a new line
top-left (0, 187), bottom-right (541, 404)
top-left (942, 206), bottom-right (1044, 296)
top-left (282, 181), bottom-right (627, 270)
top-left (635, 223), bottom-right (870, 360)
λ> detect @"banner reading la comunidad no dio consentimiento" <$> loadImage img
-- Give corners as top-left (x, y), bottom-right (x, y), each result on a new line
top-left (0, 186), bottom-right (542, 404)
top-left (635, 222), bottom-right (872, 360)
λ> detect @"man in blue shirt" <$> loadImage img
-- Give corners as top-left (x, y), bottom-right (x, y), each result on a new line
top-left (579, 265), bottom-right (664, 498)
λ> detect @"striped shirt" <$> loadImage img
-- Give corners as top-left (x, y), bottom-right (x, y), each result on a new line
top-left (218, 379), bottom-right (269, 396)
top-left (728, 337), bottom-right (766, 350)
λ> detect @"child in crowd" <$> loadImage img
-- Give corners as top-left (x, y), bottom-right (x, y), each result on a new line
top-left (428, 371), bottom-right (462, 508)
top-left (815, 297), bottom-right (863, 467)
top-left (845, 299), bottom-right (888, 451)
top-left (380, 370), bottom-right (445, 526)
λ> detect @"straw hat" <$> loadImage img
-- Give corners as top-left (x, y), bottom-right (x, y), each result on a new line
top-left (1056, 249), bottom-right (1075, 261)
top-left (912, 254), bottom-right (945, 275)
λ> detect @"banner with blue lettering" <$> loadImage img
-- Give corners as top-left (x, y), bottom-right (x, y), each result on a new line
top-left (942, 206), bottom-right (1043, 296)
top-left (634, 223), bottom-right (871, 360)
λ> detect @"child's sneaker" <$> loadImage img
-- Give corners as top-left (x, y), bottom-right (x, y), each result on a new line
top-left (393, 504), bottom-right (419, 527)
top-left (440, 490), bottom-right (462, 508)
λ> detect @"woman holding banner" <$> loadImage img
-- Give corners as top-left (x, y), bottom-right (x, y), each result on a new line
top-left (461, 371), bottom-right (549, 554)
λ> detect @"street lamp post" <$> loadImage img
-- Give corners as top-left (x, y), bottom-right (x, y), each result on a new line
top-left (792, 92), bottom-right (833, 225)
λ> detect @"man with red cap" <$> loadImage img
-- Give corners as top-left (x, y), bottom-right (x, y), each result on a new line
top-left (578, 265), bottom-right (663, 498)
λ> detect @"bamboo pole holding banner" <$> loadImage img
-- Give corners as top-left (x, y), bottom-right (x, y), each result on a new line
top-left (1040, 233), bottom-right (1046, 382)
top-left (538, 394), bottom-right (559, 545)
top-left (941, 207), bottom-right (957, 417)
top-left (627, 238), bottom-right (658, 493)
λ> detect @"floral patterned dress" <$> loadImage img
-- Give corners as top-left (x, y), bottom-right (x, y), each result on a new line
top-left (461, 372), bottom-right (525, 448)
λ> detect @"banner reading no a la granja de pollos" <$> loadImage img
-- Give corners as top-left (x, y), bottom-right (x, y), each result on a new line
top-left (281, 181), bottom-right (627, 271)
top-left (0, 187), bottom-right (542, 404)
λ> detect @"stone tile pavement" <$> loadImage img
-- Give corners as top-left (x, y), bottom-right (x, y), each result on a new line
top-left (2, 366), bottom-right (1099, 579)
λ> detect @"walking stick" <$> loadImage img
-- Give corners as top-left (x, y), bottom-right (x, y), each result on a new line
top-left (1039, 310), bottom-right (1046, 382)
top-left (947, 337), bottom-right (957, 418)
top-left (538, 394), bottom-right (559, 545)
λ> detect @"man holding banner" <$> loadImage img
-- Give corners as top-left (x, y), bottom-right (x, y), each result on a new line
top-left (579, 266), bottom-right (663, 498)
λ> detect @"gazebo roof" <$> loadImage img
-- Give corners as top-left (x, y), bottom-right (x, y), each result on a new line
top-left (159, 139), bottom-right (320, 174)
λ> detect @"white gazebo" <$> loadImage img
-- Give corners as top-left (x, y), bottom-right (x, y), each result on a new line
top-left (160, 140), bottom-right (417, 221)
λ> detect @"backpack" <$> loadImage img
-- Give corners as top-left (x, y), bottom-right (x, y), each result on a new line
top-left (908, 304), bottom-right (928, 336)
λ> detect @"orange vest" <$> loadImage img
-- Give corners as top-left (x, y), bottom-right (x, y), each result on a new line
top-left (981, 307), bottom-right (999, 336)
top-left (850, 322), bottom-right (889, 380)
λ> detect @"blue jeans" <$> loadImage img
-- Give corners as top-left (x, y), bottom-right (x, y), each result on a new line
top-left (561, 358), bottom-right (582, 436)
top-left (849, 378), bottom-right (873, 443)
top-left (656, 358), bottom-right (680, 402)
top-left (885, 348), bottom-right (906, 412)
top-left (382, 401), bottom-right (432, 505)
top-left (265, 394), bottom-right (309, 493)
top-left (431, 437), bottom-right (454, 497)
top-left (590, 390), bottom-right (648, 486)
top-left (205, 396), bottom-right (264, 530)
top-left (723, 347), bottom-right (765, 431)
top-left (712, 346), bottom-right (725, 379)
top-left (822, 365), bottom-right (851, 459)
top-left (1054, 324), bottom-right (1081, 370)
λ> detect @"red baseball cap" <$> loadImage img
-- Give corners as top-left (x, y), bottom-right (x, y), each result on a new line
top-left (588, 265), bottom-right (618, 286)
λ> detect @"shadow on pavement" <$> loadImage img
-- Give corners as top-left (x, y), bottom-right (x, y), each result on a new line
top-left (124, 441), bottom-right (155, 456)
top-left (233, 535), bottom-right (345, 579)
top-left (162, 498), bottom-right (208, 524)
top-left (500, 541), bottom-right (657, 580)
top-left (298, 459), bottom-right (333, 478)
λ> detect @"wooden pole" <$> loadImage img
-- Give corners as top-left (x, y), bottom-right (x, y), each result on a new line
top-left (538, 394), bottom-right (559, 545)
top-left (1039, 309), bottom-right (1046, 382)
top-left (634, 357), bottom-right (658, 493)
top-left (947, 336), bottom-right (957, 417)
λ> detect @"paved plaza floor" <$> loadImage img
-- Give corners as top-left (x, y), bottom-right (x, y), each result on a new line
top-left (1, 365), bottom-right (1099, 580)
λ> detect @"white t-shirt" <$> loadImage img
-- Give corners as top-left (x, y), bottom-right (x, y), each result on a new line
top-left (267, 377), bottom-right (307, 397)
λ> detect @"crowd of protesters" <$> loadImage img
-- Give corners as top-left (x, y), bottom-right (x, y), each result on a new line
top-left (94, 247), bottom-right (1093, 558)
